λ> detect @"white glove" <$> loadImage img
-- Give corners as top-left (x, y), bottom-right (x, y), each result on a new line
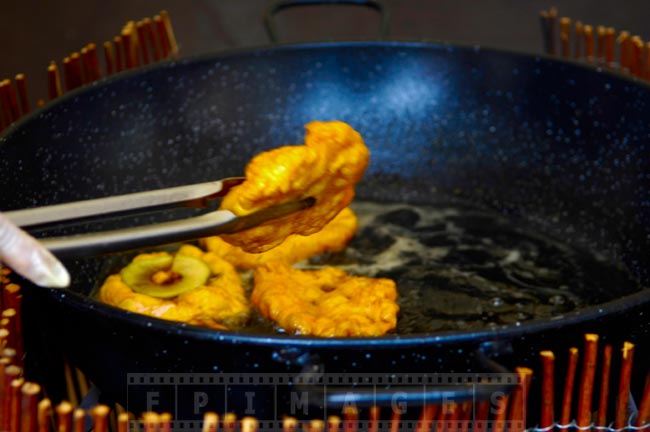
top-left (0, 212), bottom-right (70, 288)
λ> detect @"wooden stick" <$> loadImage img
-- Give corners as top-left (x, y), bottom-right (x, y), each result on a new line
top-left (445, 403), bottom-right (460, 432)
top-left (72, 409), bottom-right (85, 432)
top-left (389, 410), bottom-right (401, 432)
top-left (143, 18), bottom-right (161, 62)
top-left (114, 36), bottom-right (124, 73)
top-left (584, 25), bottom-right (594, 62)
top-left (154, 15), bottom-right (171, 59)
top-left (282, 417), bottom-right (298, 432)
top-left (637, 371), bottom-right (650, 427)
top-left (121, 24), bottom-right (136, 70)
top-left (509, 367), bottom-right (533, 432)
top-left (62, 57), bottom-right (73, 91)
top-left (1, 365), bottom-right (20, 431)
top-left (343, 406), bottom-right (359, 432)
top-left (643, 42), bottom-right (650, 81)
top-left (9, 377), bottom-right (24, 432)
top-left (474, 400), bottom-right (490, 432)
top-left (0, 80), bottom-right (13, 125)
top-left (160, 10), bottom-right (179, 57)
top-left (307, 419), bottom-right (324, 432)
top-left (0, 80), bottom-right (16, 126)
top-left (596, 345), bottom-right (613, 427)
top-left (223, 413), bottom-right (237, 432)
top-left (547, 7), bottom-right (557, 56)
top-left (74, 367), bottom-right (89, 402)
top-left (117, 412), bottom-right (130, 432)
top-left (368, 406), bottom-right (380, 432)
top-left (615, 342), bottom-right (634, 429)
top-left (136, 21), bottom-right (151, 65)
top-left (561, 347), bottom-right (579, 425)
top-left (605, 27), bottom-right (616, 67)
top-left (241, 417), bottom-right (258, 432)
top-left (69, 52), bottom-right (84, 88)
top-left (37, 399), bottom-right (52, 432)
top-left (618, 31), bottom-right (631, 72)
top-left (540, 351), bottom-right (555, 428)
top-left (493, 394), bottom-right (510, 432)
top-left (55, 402), bottom-right (73, 432)
top-left (47, 62), bottom-right (62, 100)
top-left (202, 412), bottom-right (218, 432)
top-left (577, 334), bottom-right (599, 428)
top-left (328, 416), bottom-right (341, 432)
top-left (5, 77), bottom-right (22, 118)
top-left (560, 17), bottom-right (571, 58)
top-left (103, 41), bottom-right (115, 76)
top-left (89, 43), bottom-right (102, 81)
top-left (160, 412), bottom-right (172, 432)
top-left (20, 382), bottom-right (40, 432)
top-left (632, 36), bottom-right (644, 78)
top-left (539, 11), bottom-right (552, 55)
top-left (82, 43), bottom-right (101, 83)
top-left (574, 21), bottom-right (584, 59)
top-left (416, 405), bottom-right (437, 432)
top-left (435, 403), bottom-right (445, 432)
top-left (129, 21), bottom-right (142, 67)
top-left (80, 47), bottom-right (91, 84)
top-left (458, 402), bottom-right (471, 432)
top-left (62, 360), bottom-right (79, 407)
top-left (0, 357), bottom-right (9, 416)
top-left (142, 412), bottom-right (159, 432)
top-left (92, 405), bottom-right (110, 432)
top-left (596, 25), bottom-right (606, 62)
top-left (4, 79), bottom-right (20, 122)
top-left (0, 96), bottom-right (4, 131)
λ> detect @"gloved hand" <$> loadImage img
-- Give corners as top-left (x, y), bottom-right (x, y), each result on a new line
top-left (0, 212), bottom-right (70, 288)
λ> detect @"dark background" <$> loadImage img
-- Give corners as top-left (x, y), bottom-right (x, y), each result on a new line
top-left (1, 0), bottom-right (649, 107)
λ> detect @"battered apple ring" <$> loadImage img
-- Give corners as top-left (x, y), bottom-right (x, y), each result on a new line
top-left (201, 207), bottom-right (358, 269)
top-left (252, 262), bottom-right (399, 337)
top-left (99, 245), bottom-right (250, 330)
top-left (219, 121), bottom-right (370, 253)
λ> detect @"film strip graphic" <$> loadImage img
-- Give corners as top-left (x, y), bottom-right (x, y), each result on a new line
top-left (127, 372), bottom-right (525, 430)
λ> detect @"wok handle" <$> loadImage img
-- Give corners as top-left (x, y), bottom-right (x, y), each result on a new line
top-left (295, 346), bottom-right (518, 407)
top-left (264, 0), bottom-right (390, 43)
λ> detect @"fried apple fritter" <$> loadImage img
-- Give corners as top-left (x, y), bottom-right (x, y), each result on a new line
top-left (252, 262), bottom-right (399, 337)
top-left (219, 121), bottom-right (369, 253)
top-left (99, 245), bottom-right (250, 330)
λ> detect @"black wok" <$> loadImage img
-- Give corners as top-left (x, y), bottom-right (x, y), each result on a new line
top-left (1, 42), bottom-right (649, 419)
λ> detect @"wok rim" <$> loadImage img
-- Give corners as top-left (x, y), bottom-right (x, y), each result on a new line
top-left (4, 38), bottom-right (650, 138)
top-left (7, 40), bottom-right (650, 347)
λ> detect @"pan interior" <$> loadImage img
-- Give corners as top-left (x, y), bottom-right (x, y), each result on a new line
top-left (1, 43), bottom-right (649, 337)
top-left (85, 196), bottom-right (641, 336)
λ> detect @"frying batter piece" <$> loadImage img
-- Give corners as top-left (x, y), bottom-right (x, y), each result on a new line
top-left (219, 121), bottom-right (370, 253)
top-left (252, 262), bottom-right (399, 337)
top-left (99, 245), bottom-right (250, 329)
top-left (201, 207), bottom-right (358, 269)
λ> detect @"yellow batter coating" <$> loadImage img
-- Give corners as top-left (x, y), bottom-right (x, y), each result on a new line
top-left (252, 262), bottom-right (399, 337)
top-left (201, 207), bottom-right (358, 269)
top-left (219, 121), bottom-right (370, 253)
top-left (99, 245), bottom-right (250, 330)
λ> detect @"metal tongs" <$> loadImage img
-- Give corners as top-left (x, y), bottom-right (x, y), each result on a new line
top-left (5, 178), bottom-right (314, 259)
